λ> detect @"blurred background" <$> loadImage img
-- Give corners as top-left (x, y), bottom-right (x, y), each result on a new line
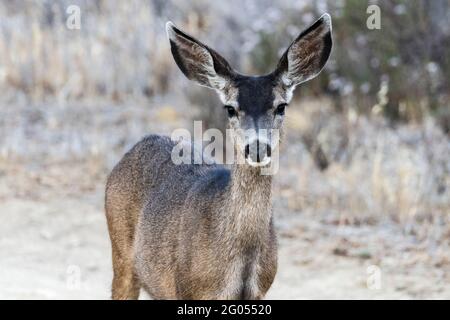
top-left (0, 0), bottom-right (449, 299)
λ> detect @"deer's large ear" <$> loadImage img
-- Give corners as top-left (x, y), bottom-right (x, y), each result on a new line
top-left (275, 14), bottom-right (332, 89)
top-left (166, 21), bottom-right (235, 91)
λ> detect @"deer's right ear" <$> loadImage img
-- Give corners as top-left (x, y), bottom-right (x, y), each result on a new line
top-left (166, 21), bottom-right (235, 91)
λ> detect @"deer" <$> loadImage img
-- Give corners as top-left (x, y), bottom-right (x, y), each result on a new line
top-left (105, 13), bottom-right (332, 300)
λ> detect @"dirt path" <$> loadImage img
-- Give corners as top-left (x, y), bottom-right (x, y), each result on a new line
top-left (1, 192), bottom-right (448, 299)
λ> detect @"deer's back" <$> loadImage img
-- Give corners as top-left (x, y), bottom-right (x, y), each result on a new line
top-left (106, 135), bottom-right (233, 298)
top-left (107, 134), bottom-right (227, 214)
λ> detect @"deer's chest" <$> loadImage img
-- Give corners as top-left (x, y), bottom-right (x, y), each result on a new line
top-left (218, 247), bottom-right (276, 299)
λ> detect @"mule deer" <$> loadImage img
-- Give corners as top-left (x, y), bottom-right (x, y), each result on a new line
top-left (105, 14), bottom-right (332, 300)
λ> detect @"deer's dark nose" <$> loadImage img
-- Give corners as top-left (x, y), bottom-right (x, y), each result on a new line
top-left (245, 141), bottom-right (271, 163)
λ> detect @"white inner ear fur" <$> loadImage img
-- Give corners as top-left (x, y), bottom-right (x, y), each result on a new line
top-left (273, 83), bottom-right (294, 105)
top-left (188, 43), bottom-right (230, 91)
top-left (285, 50), bottom-right (318, 85)
top-left (216, 86), bottom-right (239, 107)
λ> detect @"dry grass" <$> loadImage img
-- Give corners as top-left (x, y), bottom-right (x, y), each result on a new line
top-left (1, 98), bottom-right (448, 239)
top-left (282, 99), bottom-right (449, 230)
top-left (0, 1), bottom-right (175, 103)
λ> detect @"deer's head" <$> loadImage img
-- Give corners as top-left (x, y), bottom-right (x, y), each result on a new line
top-left (166, 14), bottom-right (332, 167)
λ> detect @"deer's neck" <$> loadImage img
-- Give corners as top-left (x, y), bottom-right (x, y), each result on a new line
top-left (220, 164), bottom-right (273, 244)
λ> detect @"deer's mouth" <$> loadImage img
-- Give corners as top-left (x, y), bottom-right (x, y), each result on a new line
top-left (246, 156), bottom-right (271, 167)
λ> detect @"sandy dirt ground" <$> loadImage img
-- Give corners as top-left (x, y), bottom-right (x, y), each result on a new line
top-left (1, 186), bottom-right (449, 299)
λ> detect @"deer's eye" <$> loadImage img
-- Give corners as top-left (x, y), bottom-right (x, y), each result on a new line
top-left (275, 103), bottom-right (287, 116)
top-left (224, 105), bottom-right (238, 118)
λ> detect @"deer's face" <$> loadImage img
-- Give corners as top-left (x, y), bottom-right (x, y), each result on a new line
top-left (167, 14), bottom-right (332, 166)
top-left (221, 75), bottom-right (286, 166)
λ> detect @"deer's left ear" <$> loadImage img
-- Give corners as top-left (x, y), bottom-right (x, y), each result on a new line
top-left (275, 13), bottom-right (332, 89)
